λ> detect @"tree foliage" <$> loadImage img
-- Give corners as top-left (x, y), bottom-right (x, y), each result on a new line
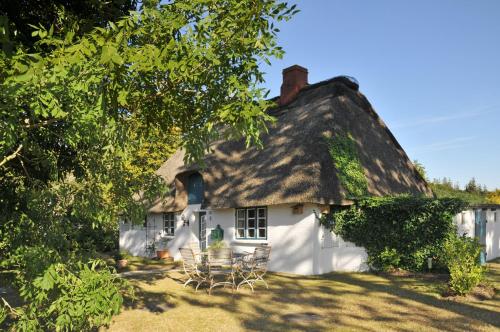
top-left (430, 177), bottom-right (488, 205)
top-left (486, 189), bottom-right (500, 204)
top-left (0, 1), bottom-right (297, 329)
top-left (0, 0), bottom-right (137, 50)
top-left (3, 246), bottom-right (130, 331)
top-left (1, 0), bottom-right (297, 238)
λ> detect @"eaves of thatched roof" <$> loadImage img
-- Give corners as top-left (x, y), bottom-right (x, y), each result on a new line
top-left (150, 76), bottom-right (432, 212)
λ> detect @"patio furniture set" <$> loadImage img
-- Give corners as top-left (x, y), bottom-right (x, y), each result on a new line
top-left (179, 243), bottom-right (272, 295)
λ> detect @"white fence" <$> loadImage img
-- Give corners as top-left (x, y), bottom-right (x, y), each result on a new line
top-left (454, 206), bottom-right (500, 261)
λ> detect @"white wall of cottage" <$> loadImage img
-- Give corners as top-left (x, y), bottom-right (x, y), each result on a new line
top-left (119, 203), bottom-right (368, 274)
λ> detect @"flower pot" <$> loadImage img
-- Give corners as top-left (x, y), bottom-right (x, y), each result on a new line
top-left (156, 250), bottom-right (170, 260)
top-left (117, 259), bottom-right (128, 268)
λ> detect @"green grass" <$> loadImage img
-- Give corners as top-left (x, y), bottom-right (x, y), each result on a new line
top-left (117, 256), bottom-right (180, 273)
top-left (94, 252), bottom-right (180, 273)
top-left (104, 259), bottom-right (500, 332)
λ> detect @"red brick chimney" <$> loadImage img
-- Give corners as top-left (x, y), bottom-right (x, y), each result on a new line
top-left (279, 65), bottom-right (308, 106)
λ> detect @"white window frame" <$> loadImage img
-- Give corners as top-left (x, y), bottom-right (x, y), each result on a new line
top-left (235, 207), bottom-right (267, 239)
top-left (163, 212), bottom-right (175, 236)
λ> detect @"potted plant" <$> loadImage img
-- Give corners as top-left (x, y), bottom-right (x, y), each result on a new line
top-left (156, 237), bottom-right (171, 260)
top-left (115, 250), bottom-right (130, 269)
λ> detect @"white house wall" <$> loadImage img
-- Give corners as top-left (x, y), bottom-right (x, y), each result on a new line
top-left (119, 203), bottom-right (368, 275)
top-left (454, 210), bottom-right (475, 238)
top-left (210, 205), bottom-right (318, 275)
top-left (314, 223), bottom-right (368, 273)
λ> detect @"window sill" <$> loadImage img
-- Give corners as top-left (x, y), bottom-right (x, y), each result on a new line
top-left (231, 239), bottom-right (268, 245)
top-left (162, 235), bottom-right (175, 239)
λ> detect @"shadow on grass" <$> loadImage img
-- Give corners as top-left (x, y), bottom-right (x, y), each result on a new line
top-left (120, 262), bottom-right (500, 331)
top-left (189, 271), bottom-right (498, 331)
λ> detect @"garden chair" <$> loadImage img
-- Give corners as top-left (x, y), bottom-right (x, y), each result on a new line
top-left (236, 245), bottom-right (272, 292)
top-left (189, 241), bottom-right (202, 264)
top-left (207, 247), bottom-right (236, 295)
top-left (179, 248), bottom-right (209, 291)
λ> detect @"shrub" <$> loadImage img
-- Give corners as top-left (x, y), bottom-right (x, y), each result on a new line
top-left (319, 196), bottom-right (467, 271)
top-left (369, 247), bottom-right (401, 272)
top-left (115, 250), bottom-right (132, 261)
top-left (442, 235), bottom-right (484, 295)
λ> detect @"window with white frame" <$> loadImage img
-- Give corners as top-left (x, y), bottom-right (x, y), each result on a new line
top-left (235, 207), bottom-right (267, 239)
top-left (163, 212), bottom-right (175, 236)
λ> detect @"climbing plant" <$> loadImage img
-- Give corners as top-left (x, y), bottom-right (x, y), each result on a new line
top-left (325, 133), bottom-right (368, 199)
top-left (318, 195), bottom-right (468, 271)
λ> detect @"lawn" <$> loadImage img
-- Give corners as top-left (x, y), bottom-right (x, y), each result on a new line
top-left (104, 260), bottom-right (500, 332)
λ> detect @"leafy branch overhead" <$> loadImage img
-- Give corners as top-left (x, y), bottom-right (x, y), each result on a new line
top-left (0, 1), bottom-right (298, 330)
top-left (0, 1), bottom-right (298, 227)
top-left (2, 0), bottom-right (298, 164)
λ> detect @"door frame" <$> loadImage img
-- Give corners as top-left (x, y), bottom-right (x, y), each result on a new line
top-left (198, 211), bottom-right (207, 251)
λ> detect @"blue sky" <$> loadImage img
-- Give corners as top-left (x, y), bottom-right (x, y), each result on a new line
top-left (261, 0), bottom-right (500, 189)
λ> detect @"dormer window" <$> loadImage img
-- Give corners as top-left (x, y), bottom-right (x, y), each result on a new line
top-left (187, 172), bottom-right (203, 204)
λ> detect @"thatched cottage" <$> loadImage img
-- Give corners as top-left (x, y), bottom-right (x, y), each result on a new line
top-left (119, 65), bottom-right (432, 274)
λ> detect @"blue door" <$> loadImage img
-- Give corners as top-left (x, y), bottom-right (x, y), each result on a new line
top-left (474, 209), bottom-right (487, 264)
top-left (187, 173), bottom-right (203, 204)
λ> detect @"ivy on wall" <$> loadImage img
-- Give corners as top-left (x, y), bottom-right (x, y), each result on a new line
top-left (318, 195), bottom-right (468, 271)
top-left (325, 133), bottom-right (368, 199)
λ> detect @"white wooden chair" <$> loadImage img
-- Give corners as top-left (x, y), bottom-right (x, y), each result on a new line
top-left (179, 248), bottom-right (208, 291)
top-left (236, 245), bottom-right (272, 292)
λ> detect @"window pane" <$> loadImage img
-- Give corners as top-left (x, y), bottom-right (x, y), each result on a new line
top-left (258, 208), bottom-right (266, 218)
top-left (248, 219), bottom-right (255, 228)
top-left (237, 210), bottom-right (245, 219)
top-left (247, 229), bottom-right (255, 238)
top-left (258, 218), bottom-right (266, 228)
top-left (258, 229), bottom-right (266, 238)
top-left (237, 220), bottom-right (245, 228)
top-left (237, 229), bottom-right (245, 238)
top-left (247, 209), bottom-right (256, 219)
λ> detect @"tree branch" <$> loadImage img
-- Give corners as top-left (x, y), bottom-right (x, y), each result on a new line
top-left (0, 144), bottom-right (23, 168)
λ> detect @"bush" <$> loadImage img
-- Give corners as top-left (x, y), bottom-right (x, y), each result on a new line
top-left (319, 196), bottom-right (468, 271)
top-left (369, 247), bottom-right (401, 272)
top-left (442, 235), bottom-right (484, 295)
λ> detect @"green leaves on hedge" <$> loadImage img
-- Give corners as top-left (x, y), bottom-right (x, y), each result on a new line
top-left (319, 196), bottom-right (468, 271)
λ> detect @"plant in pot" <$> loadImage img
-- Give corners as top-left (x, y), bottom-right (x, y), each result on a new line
top-left (156, 237), bottom-right (171, 260)
top-left (115, 250), bottom-right (131, 269)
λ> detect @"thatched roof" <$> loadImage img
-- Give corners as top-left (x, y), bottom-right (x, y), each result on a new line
top-left (150, 76), bottom-right (432, 212)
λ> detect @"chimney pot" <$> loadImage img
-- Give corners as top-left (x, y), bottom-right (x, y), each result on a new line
top-left (279, 65), bottom-right (308, 106)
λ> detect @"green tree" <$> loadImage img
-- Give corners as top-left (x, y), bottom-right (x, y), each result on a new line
top-left (465, 177), bottom-right (479, 193)
top-left (0, 2), bottom-right (297, 329)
